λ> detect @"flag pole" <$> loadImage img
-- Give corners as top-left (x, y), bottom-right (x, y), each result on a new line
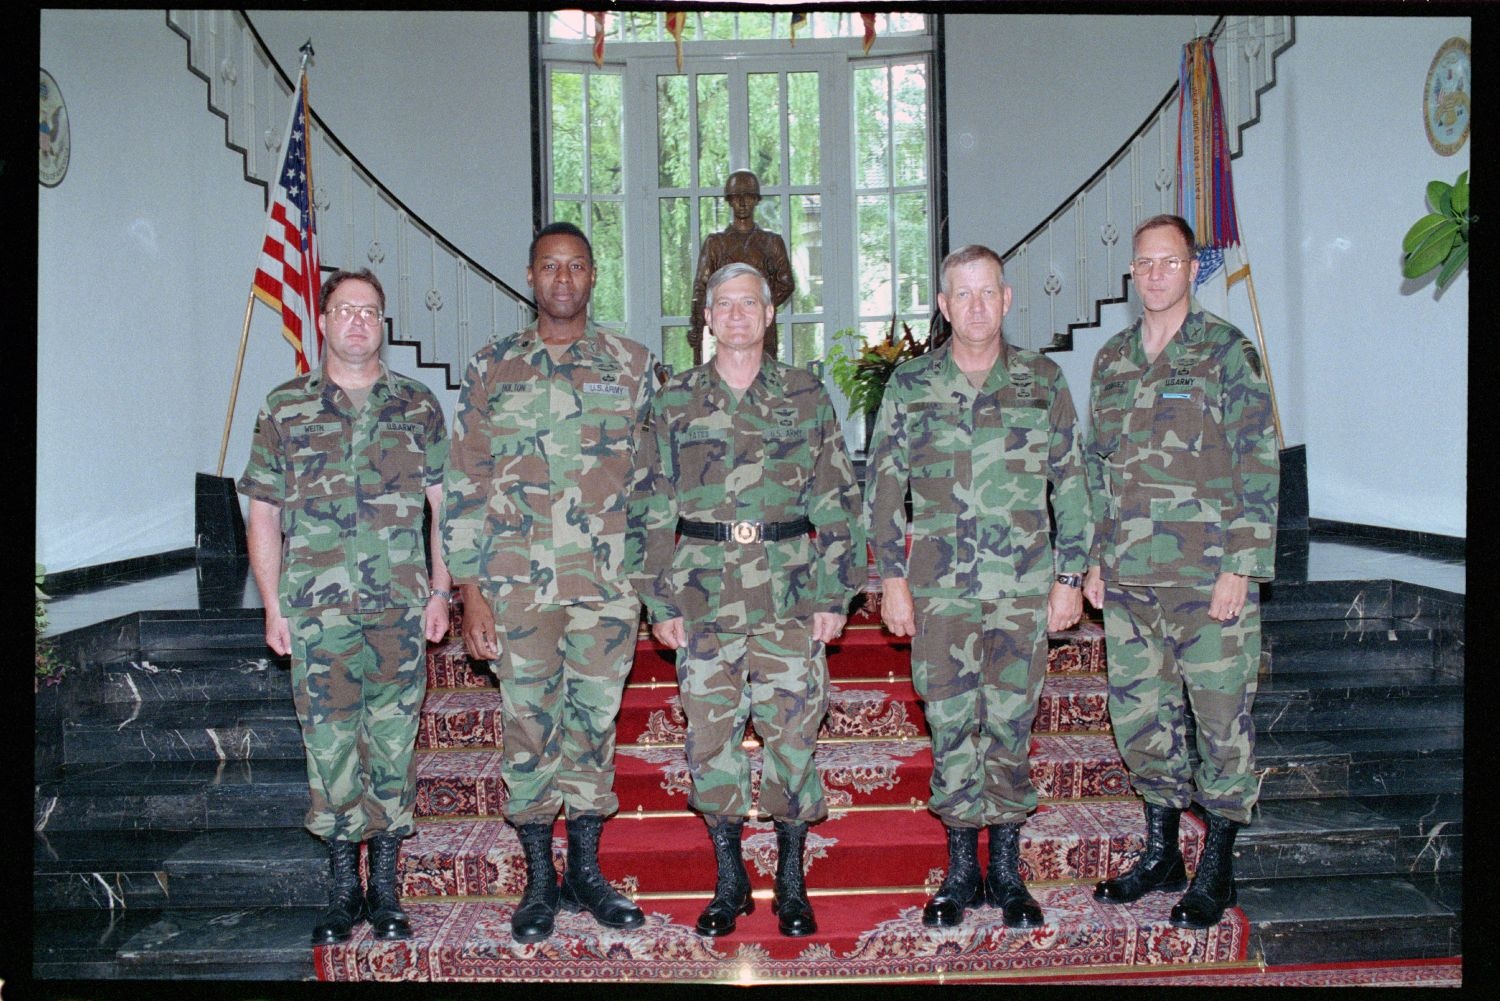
top-left (215, 40), bottom-right (316, 477)
top-left (1238, 265), bottom-right (1284, 451)
top-left (216, 292), bottom-right (258, 477)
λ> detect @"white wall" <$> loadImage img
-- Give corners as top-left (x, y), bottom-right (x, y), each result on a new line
top-left (946, 14), bottom-right (1467, 537)
top-left (1211, 16), bottom-right (1467, 536)
top-left (246, 10), bottom-right (535, 294)
top-left (37, 12), bottom-right (1467, 573)
top-left (38, 9), bottom-right (289, 572)
top-left (944, 14), bottom-right (1201, 253)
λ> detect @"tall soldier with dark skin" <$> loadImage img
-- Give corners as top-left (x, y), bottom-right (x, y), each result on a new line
top-left (241, 268), bottom-right (453, 945)
top-left (443, 223), bottom-right (657, 943)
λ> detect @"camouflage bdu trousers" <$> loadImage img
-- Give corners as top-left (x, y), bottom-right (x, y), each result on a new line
top-left (484, 589), bottom-right (640, 826)
top-left (1102, 583), bottom-right (1260, 825)
top-left (912, 594), bottom-right (1049, 829)
top-left (288, 605), bottom-right (428, 841)
top-left (678, 621), bottom-right (830, 823)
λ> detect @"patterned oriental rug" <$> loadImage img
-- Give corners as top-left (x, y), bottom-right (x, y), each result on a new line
top-left (317, 603), bottom-right (1260, 983)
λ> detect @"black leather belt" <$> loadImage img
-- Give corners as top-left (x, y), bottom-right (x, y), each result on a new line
top-left (677, 517), bottom-right (814, 544)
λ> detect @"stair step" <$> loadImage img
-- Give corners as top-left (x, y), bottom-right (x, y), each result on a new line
top-left (35, 759), bottom-right (310, 832)
top-left (61, 702), bottom-right (304, 764)
top-left (32, 907), bottom-right (179, 980)
top-left (313, 883), bottom-right (1248, 981)
top-left (32, 829), bottom-right (198, 910)
top-left (1262, 631), bottom-right (1441, 674)
top-left (1258, 580), bottom-right (1396, 622)
top-left (111, 905), bottom-right (321, 979)
top-left (414, 734), bottom-right (1135, 820)
top-left (80, 653), bottom-right (291, 704)
top-left (1241, 874), bottom-right (1459, 965)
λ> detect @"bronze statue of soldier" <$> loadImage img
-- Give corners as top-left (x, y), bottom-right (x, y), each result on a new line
top-left (688, 170), bottom-right (795, 363)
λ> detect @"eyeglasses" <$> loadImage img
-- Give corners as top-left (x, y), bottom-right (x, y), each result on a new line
top-left (1129, 256), bottom-right (1189, 276)
top-left (326, 303), bottom-right (383, 324)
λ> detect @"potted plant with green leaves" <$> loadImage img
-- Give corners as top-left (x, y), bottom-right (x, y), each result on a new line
top-left (1402, 170), bottom-right (1471, 291)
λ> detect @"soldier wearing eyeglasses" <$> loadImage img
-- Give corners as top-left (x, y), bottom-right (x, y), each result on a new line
top-left (1083, 214), bottom-right (1278, 929)
top-left (630, 262), bottom-right (864, 939)
top-left (240, 267), bottom-right (452, 946)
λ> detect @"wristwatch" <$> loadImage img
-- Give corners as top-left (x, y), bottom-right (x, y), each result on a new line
top-left (1055, 573), bottom-right (1083, 588)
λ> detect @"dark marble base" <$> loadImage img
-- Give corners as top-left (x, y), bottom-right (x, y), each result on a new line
top-left (36, 759), bottom-right (310, 833)
top-left (62, 703), bottom-right (303, 764)
top-left (1241, 874), bottom-right (1459, 965)
top-left (163, 829), bottom-right (328, 908)
top-left (194, 472), bottom-right (248, 559)
top-left (113, 905), bottom-right (320, 980)
top-left (33, 830), bottom-right (197, 909)
top-left (1237, 799), bottom-right (1400, 880)
top-left (32, 908), bottom-right (173, 980)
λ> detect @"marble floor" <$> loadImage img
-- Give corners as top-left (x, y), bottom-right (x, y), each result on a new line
top-left (42, 532), bottom-right (1464, 640)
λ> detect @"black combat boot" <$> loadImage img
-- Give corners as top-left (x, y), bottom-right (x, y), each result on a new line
top-left (512, 822), bottom-right (561, 943)
top-left (984, 823), bottom-right (1044, 928)
top-left (364, 833), bottom-right (412, 940)
top-left (696, 818), bottom-right (754, 937)
top-left (310, 838), bottom-right (366, 945)
top-left (770, 819), bottom-right (816, 937)
top-left (1170, 811), bottom-right (1241, 928)
top-left (1094, 801), bottom-right (1188, 903)
top-left (559, 815), bottom-right (645, 929)
top-left (922, 825), bottom-right (984, 927)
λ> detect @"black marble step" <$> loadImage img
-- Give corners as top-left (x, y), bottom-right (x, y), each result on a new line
top-left (112, 905), bottom-right (319, 980)
top-left (33, 829), bottom-right (197, 910)
top-left (77, 652), bottom-right (291, 707)
top-left (31, 907), bottom-right (177, 980)
top-left (1237, 798), bottom-right (1401, 880)
top-left (1248, 728), bottom-right (1462, 803)
top-left (35, 759), bottom-right (310, 833)
top-left (1247, 669), bottom-right (1462, 734)
top-left (160, 829), bottom-right (329, 908)
top-left (1259, 579), bottom-right (1399, 622)
top-left (1261, 627), bottom-right (1445, 675)
top-left (61, 702), bottom-right (304, 765)
top-left (1240, 874), bottom-right (1459, 964)
top-left (1355, 793), bottom-right (1462, 874)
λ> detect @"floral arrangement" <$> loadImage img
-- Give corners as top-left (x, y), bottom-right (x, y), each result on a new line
top-left (825, 317), bottom-right (930, 422)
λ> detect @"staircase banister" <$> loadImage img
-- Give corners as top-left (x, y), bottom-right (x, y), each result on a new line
top-left (227, 10), bottom-right (535, 312)
top-left (1001, 16), bottom-right (1227, 262)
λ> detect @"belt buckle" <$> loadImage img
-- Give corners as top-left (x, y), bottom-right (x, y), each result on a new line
top-left (731, 520), bottom-right (761, 544)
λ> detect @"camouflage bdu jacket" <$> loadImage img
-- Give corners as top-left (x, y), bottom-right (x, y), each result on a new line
top-left (866, 341), bottom-right (1091, 598)
top-left (238, 366), bottom-right (448, 613)
top-left (443, 322), bottom-right (655, 603)
top-left (1086, 301), bottom-right (1278, 587)
top-left (630, 359), bottom-right (865, 632)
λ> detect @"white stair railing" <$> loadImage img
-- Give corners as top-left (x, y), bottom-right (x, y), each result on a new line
top-left (1002, 15), bottom-right (1294, 352)
top-left (167, 10), bottom-right (534, 388)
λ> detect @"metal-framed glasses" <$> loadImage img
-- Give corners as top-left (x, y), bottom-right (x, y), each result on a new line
top-left (1129, 256), bottom-right (1188, 276)
top-left (327, 303), bottom-right (383, 324)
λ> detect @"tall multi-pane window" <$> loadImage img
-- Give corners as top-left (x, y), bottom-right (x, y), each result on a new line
top-left (542, 12), bottom-right (933, 450)
top-left (547, 67), bottom-right (625, 324)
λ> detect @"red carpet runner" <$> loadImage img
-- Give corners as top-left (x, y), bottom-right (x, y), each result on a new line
top-left (315, 606), bottom-right (1250, 983)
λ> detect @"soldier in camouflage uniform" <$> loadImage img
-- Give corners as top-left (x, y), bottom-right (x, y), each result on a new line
top-left (630, 262), bottom-right (864, 938)
top-left (866, 244), bottom-right (1091, 929)
top-left (1083, 214), bottom-right (1278, 929)
top-left (241, 268), bottom-right (452, 945)
top-left (443, 222), bottom-right (654, 943)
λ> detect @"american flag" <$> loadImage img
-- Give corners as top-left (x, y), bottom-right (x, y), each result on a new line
top-left (252, 72), bottom-right (322, 373)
